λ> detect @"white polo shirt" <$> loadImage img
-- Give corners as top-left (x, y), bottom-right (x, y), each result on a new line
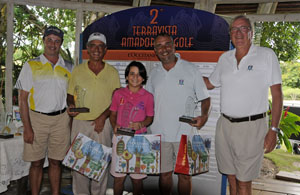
top-left (209, 44), bottom-right (282, 117)
top-left (15, 54), bottom-right (73, 113)
top-left (146, 55), bottom-right (209, 142)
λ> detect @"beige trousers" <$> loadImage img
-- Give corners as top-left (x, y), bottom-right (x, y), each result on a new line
top-left (71, 118), bottom-right (112, 195)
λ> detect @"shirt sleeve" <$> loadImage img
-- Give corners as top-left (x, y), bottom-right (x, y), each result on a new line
top-left (110, 90), bottom-right (119, 112)
top-left (14, 62), bottom-right (33, 92)
top-left (67, 70), bottom-right (76, 96)
top-left (269, 49), bottom-right (282, 86)
top-left (112, 69), bottom-right (121, 90)
top-left (145, 92), bottom-right (154, 117)
top-left (208, 55), bottom-right (223, 88)
top-left (145, 71), bottom-right (154, 94)
top-left (194, 67), bottom-right (210, 101)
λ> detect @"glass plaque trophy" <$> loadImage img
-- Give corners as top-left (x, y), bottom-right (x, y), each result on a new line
top-left (0, 113), bottom-right (14, 139)
top-left (179, 96), bottom-right (197, 124)
top-left (69, 85), bottom-right (90, 113)
top-left (117, 102), bottom-right (137, 136)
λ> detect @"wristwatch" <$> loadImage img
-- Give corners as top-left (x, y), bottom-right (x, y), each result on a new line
top-left (271, 126), bottom-right (280, 133)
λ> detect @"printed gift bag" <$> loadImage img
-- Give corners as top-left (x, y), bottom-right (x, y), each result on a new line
top-left (115, 134), bottom-right (161, 174)
top-left (63, 133), bottom-right (112, 181)
top-left (174, 131), bottom-right (211, 175)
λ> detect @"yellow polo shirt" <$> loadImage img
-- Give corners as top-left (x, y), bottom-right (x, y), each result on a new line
top-left (68, 61), bottom-right (120, 120)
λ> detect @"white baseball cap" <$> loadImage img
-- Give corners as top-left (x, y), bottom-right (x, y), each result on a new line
top-left (87, 32), bottom-right (106, 45)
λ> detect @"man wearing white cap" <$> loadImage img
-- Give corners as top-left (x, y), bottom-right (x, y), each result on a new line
top-left (67, 32), bottom-right (120, 194)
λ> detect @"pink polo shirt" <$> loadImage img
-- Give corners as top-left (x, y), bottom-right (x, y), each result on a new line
top-left (110, 86), bottom-right (154, 134)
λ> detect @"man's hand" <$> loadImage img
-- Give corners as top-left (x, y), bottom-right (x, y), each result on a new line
top-left (113, 124), bottom-right (121, 135)
top-left (23, 127), bottom-right (34, 144)
top-left (190, 115), bottom-right (208, 130)
top-left (264, 129), bottom-right (277, 153)
top-left (67, 104), bottom-right (79, 117)
top-left (191, 97), bottom-right (210, 130)
top-left (129, 122), bottom-right (143, 131)
top-left (19, 89), bottom-right (34, 144)
top-left (92, 114), bottom-right (106, 133)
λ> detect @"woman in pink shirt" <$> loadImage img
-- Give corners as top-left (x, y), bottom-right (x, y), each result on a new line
top-left (110, 61), bottom-right (154, 195)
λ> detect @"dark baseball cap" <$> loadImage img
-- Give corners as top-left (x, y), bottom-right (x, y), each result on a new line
top-left (43, 26), bottom-right (64, 40)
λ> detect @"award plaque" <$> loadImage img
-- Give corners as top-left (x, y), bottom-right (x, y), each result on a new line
top-left (71, 85), bottom-right (90, 113)
top-left (69, 107), bottom-right (90, 113)
top-left (116, 127), bottom-right (135, 136)
top-left (117, 102), bottom-right (138, 136)
top-left (179, 96), bottom-right (197, 124)
top-left (0, 113), bottom-right (14, 139)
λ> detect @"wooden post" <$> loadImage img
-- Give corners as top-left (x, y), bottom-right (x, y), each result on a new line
top-left (75, 8), bottom-right (83, 66)
top-left (5, 1), bottom-right (14, 114)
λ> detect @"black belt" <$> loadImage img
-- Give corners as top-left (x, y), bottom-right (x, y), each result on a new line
top-left (222, 112), bottom-right (266, 123)
top-left (31, 108), bottom-right (66, 116)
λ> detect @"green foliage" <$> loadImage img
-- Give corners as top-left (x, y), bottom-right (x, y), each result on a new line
top-left (1, 4), bottom-right (110, 105)
top-left (279, 111), bottom-right (300, 153)
top-left (264, 149), bottom-right (300, 172)
top-left (281, 61), bottom-right (300, 89)
top-left (0, 5), bottom-right (77, 102)
top-left (269, 102), bottom-right (300, 153)
top-left (13, 5), bottom-right (76, 65)
top-left (282, 86), bottom-right (300, 100)
top-left (260, 22), bottom-right (300, 62)
top-left (0, 4), bottom-right (7, 79)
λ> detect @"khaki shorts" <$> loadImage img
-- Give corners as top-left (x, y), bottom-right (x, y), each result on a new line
top-left (215, 115), bottom-right (268, 182)
top-left (110, 135), bottom-right (147, 179)
top-left (23, 110), bottom-right (70, 161)
top-left (160, 141), bottom-right (180, 173)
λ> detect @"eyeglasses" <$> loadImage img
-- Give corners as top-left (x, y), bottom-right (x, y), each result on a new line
top-left (230, 26), bottom-right (251, 33)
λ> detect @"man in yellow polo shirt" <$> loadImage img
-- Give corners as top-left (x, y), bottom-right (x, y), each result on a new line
top-left (67, 32), bottom-right (120, 195)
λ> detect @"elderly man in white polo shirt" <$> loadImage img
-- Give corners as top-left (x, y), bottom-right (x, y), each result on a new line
top-left (15, 26), bottom-right (73, 195)
top-left (146, 33), bottom-right (211, 195)
top-left (204, 15), bottom-right (283, 195)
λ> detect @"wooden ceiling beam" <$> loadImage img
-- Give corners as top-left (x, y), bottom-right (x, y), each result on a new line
top-left (176, 0), bottom-right (300, 4)
top-left (132, 0), bottom-right (151, 7)
top-left (214, 0), bottom-right (299, 4)
top-left (0, 0), bottom-right (132, 13)
top-left (194, 0), bottom-right (216, 13)
top-left (215, 3), bottom-right (258, 14)
top-left (257, 2), bottom-right (277, 14)
top-left (224, 13), bottom-right (300, 21)
top-left (151, 0), bottom-right (194, 7)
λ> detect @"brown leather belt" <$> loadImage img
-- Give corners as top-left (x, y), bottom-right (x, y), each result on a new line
top-left (222, 112), bottom-right (266, 123)
top-left (31, 108), bottom-right (66, 116)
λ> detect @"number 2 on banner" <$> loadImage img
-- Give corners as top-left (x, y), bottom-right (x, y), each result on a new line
top-left (150, 9), bottom-right (158, 24)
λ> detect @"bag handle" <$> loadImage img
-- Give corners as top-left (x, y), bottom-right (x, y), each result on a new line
top-left (188, 126), bottom-right (200, 136)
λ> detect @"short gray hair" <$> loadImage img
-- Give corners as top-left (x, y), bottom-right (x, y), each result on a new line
top-left (230, 15), bottom-right (253, 31)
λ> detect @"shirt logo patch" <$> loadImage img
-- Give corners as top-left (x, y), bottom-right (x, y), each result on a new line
top-left (247, 65), bottom-right (253, 71)
top-left (120, 97), bottom-right (125, 105)
top-left (179, 79), bottom-right (184, 85)
top-left (137, 101), bottom-right (145, 110)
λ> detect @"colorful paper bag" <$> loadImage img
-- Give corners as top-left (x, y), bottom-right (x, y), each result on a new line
top-left (115, 134), bottom-right (161, 174)
top-left (174, 132), bottom-right (211, 175)
top-left (63, 133), bottom-right (112, 181)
